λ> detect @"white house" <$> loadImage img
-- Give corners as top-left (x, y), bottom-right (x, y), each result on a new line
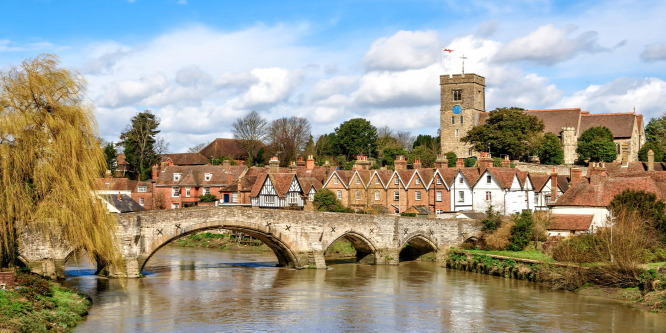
top-left (449, 169), bottom-right (478, 211)
top-left (250, 173), bottom-right (305, 209)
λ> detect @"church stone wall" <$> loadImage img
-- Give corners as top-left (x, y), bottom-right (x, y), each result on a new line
top-left (440, 74), bottom-right (485, 157)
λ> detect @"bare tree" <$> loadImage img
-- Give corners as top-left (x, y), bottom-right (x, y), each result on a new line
top-left (232, 110), bottom-right (268, 165)
top-left (395, 130), bottom-right (415, 151)
top-left (155, 137), bottom-right (170, 155)
top-left (187, 141), bottom-right (209, 153)
top-left (269, 117), bottom-right (311, 166)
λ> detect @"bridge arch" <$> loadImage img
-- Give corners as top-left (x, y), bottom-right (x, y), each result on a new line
top-left (139, 220), bottom-right (301, 273)
top-left (323, 231), bottom-right (377, 264)
top-left (399, 233), bottom-right (438, 262)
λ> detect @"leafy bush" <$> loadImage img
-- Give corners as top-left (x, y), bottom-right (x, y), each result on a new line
top-left (506, 211), bottom-right (534, 251)
top-left (464, 157), bottom-right (476, 167)
top-left (198, 194), bottom-right (217, 202)
top-left (445, 152), bottom-right (457, 168)
top-left (400, 212), bottom-right (417, 217)
top-left (313, 189), bottom-right (351, 213)
top-left (481, 206), bottom-right (502, 232)
top-left (638, 141), bottom-right (664, 162)
top-left (576, 126), bottom-right (617, 162)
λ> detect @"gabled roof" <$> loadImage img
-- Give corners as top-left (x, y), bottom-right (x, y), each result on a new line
top-left (548, 214), bottom-right (594, 231)
top-left (295, 166), bottom-right (330, 184)
top-left (436, 168), bottom-right (458, 187)
top-left (476, 167), bottom-right (516, 189)
top-left (324, 170), bottom-right (354, 188)
top-left (517, 171), bottom-right (530, 189)
top-left (161, 153), bottom-right (209, 165)
top-left (396, 170), bottom-right (416, 188)
top-left (580, 112), bottom-right (637, 139)
top-left (95, 177), bottom-right (137, 191)
top-left (522, 108), bottom-right (582, 137)
top-left (249, 173), bottom-right (301, 198)
top-left (155, 165), bottom-right (247, 186)
top-left (199, 138), bottom-right (256, 160)
top-left (373, 170), bottom-right (393, 187)
top-left (350, 170), bottom-right (372, 187)
top-left (459, 168), bottom-right (481, 186)
top-left (102, 194), bottom-right (145, 213)
top-left (411, 169), bottom-right (434, 189)
top-left (530, 173), bottom-right (551, 192)
top-left (299, 177), bottom-right (322, 193)
top-left (552, 175), bottom-right (666, 207)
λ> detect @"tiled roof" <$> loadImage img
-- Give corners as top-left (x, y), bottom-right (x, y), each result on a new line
top-left (558, 175), bottom-right (571, 193)
top-left (552, 175), bottom-right (666, 207)
top-left (459, 168), bottom-right (481, 186)
top-left (161, 153), bottom-right (209, 165)
top-left (102, 194), bottom-right (145, 213)
top-left (249, 173), bottom-right (269, 197)
top-left (299, 177), bottom-right (323, 192)
top-left (199, 138), bottom-right (256, 160)
top-left (484, 167), bottom-right (516, 189)
top-left (240, 167), bottom-right (268, 191)
top-left (436, 168), bottom-right (459, 186)
top-left (397, 170), bottom-right (416, 186)
top-left (374, 170), bottom-right (393, 186)
top-left (517, 171), bottom-right (529, 189)
top-left (270, 173), bottom-right (299, 198)
top-left (295, 166), bottom-right (330, 184)
top-left (580, 113), bottom-right (637, 139)
top-left (155, 165), bottom-right (247, 187)
top-left (95, 177), bottom-right (137, 191)
top-left (529, 173), bottom-right (550, 192)
top-left (548, 214), bottom-right (593, 231)
top-left (416, 169), bottom-right (435, 188)
top-left (408, 205), bottom-right (433, 215)
top-left (523, 108), bottom-right (582, 136)
top-left (116, 153), bottom-right (129, 166)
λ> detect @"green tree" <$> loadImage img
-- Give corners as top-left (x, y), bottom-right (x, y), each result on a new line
top-left (119, 110), bottom-right (161, 181)
top-left (313, 189), bottom-right (349, 212)
top-left (611, 190), bottom-right (666, 240)
top-left (103, 143), bottom-right (118, 174)
top-left (462, 107), bottom-right (544, 160)
top-left (408, 145), bottom-right (436, 168)
top-left (334, 118), bottom-right (378, 160)
top-left (576, 126), bottom-right (617, 162)
top-left (645, 115), bottom-right (666, 149)
top-left (445, 151), bottom-right (457, 168)
top-left (315, 133), bottom-right (337, 159)
top-left (638, 141), bottom-right (664, 162)
top-left (303, 135), bottom-right (316, 158)
top-left (379, 147), bottom-right (408, 168)
top-left (0, 54), bottom-right (120, 269)
top-left (464, 157), bottom-right (477, 167)
top-left (507, 211), bottom-right (535, 251)
top-left (413, 134), bottom-right (440, 150)
top-left (537, 132), bottom-right (565, 165)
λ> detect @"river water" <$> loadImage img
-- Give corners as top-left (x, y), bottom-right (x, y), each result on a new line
top-left (64, 246), bottom-right (666, 332)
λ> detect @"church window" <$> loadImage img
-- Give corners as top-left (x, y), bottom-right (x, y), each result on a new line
top-left (451, 116), bottom-right (455, 124)
top-left (453, 90), bottom-right (462, 101)
top-left (455, 129), bottom-right (459, 137)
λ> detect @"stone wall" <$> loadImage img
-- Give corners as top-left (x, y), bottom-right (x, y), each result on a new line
top-left (440, 73), bottom-right (485, 157)
top-left (513, 162), bottom-right (588, 176)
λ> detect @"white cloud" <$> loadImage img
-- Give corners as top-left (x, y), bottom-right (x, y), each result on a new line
top-left (641, 43), bottom-right (666, 62)
top-left (362, 30), bottom-right (439, 71)
top-left (232, 68), bottom-right (304, 109)
top-left (494, 25), bottom-right (613, 66)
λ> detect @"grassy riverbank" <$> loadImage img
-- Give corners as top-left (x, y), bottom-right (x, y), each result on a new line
top-left (0, 271), bottom-right (91, 332)
top-left (171, 232), bottom-right (271, 251)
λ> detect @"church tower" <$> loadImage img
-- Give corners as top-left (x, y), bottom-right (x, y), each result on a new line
top-left (439, 73), bottom-right (485, 157)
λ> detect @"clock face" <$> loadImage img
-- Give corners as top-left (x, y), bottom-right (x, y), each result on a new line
top-left (452, 105), bottom-right (462, 114)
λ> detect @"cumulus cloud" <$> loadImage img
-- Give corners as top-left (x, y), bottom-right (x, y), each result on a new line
top-left (232, 68), bottom-right (304, 109)
top-left (557, 77), bottom-right (666, 120)
top-left (495, 25), bottom-right (615, 65)
top-left (362, 30), bottom-right (439, 71)
top-left (641, 43), bottom-right (666, 62)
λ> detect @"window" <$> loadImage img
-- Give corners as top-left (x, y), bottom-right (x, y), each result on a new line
top-left (171, 203), bottom-right (179, 209)
top-left (453, 90), bottom-right (462, 101)
top-left (415, 191), bottom-right (421, 201)
top-left (436, 178), bottom-right (442, 185)
top-left (455, 129), bottom-right (459, 137)
top-left (266, 196), bottom-right (275, 204)
top-left (451, 116), bottom-right (455, 124)
top-left (137, 186), bottom-right (147, 193)
top-left (139, 198), bottom-right (144, 206)
top-left (355, 190), bottom-right (361, 201)
top-left (232, 193), bottom-right (238, 203)
top-left (545, 196), bottom-right (551, 204)
top-left (459, 177), bottom-right (463, 184)
top-left (486, 175), bottom-right (492, 184)
top-left (458, 191), bottom-right (464, 202)
top-left (415, 178), bottom-right (420, 185)
top-left (394, 190), bottom-right (400, 201)
top-left (436, 191), bottom-right (442, 202)
top-left (173, 173), bottom-right (181, 182)
top-left (375, 177), bottom-right (379, 185)
top-left (204, 173), bottom-right (212, 181)
top-left (375, 191), bottom-right (380, 201)
top-left (172, 187), bottom-right (179, 197)
top-left (394, 177), bottom-right (399, 185)
top-left (534, 196), bottom-right (538, 204)
top-left (460, 116), bottom-right (464, 124)
top-left (355, 177), bottom-right (360, 185)
top-left (288, 192), bottom-right (298, 204)
top-left (334, 177), bottom-right (338, 185)
top-left (185, 187), bottom-right (191, 197)
top-left (309, 192), bottom-right (314, 202)
top-left (204, 187), bottom-right (210, 195)
top-left (337, 191), bottom-right (342, 200)
top-left (485, 191), bottom-right (492, 201)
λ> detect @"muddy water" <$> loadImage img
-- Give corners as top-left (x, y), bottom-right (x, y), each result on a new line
top-left (64, 247), bottom-right (666, 332)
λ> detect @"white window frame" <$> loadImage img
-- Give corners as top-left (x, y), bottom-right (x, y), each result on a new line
top-left (459, 177), bottom-right (463, 184)
top-left (486, 175), bottom-right (492, 184)
top-left (415, 178), bottom-right (420, 185)
top-left (173, 173), bottom-right (181, 182)
top-left (436, 178), bottom-right (442, 185)
top-left (266, 195), bottom-right (275, 204)
top-left (171, 203), bottom-right (179, 209)
top-left (394, 190), bottom-right (399, 201)
top-left (204, 173), bottom-right (212, 181)
top-left (204, 187), bottom-right (210, 195)
top-left (394, 177), bottom-right (399, 185)
top-left (186, 187), bottom-right (191, 197)
top-left (172, 187), bottom-right (179, 197)
top-left (139, 198), bottom-right (144, 206)
top-left (309, 192), bottom-right (315, 202)
top-left (458, 191), bottom-right (464, 202)
top-left (334, 177), bottom-right (338, 185)
top-left (288, 192), bottom-right (298, 204)
top-left (355, 190), bottom-right (361, 201)
top-left (455, 129), bottom-right (459, 137)
top-left (337, 191), bottom-right (342, 200)
top-left (436, 191), bottom-right (442, 202)
top-left (415, 191), bottom-right (421, 201)
top-left (355, 177), bottom-right (360, 185)
top-left (232, 193), bottom-right (238, 203)
top-left (375, 177), bottom-right (379, 185)
top-left (137, 186), bottom-right (147, 193)
top-left (375, 191), bottom-right (380, 201)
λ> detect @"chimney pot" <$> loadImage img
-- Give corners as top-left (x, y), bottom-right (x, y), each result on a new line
top-left (648, 149), bottom-right (655, 172)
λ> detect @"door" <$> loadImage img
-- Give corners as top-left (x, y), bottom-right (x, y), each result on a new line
top-left (224, 194), bottom-right (230, 203)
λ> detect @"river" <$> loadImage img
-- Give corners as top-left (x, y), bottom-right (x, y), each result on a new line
top-left (63, 246), bottom-right (666, 332)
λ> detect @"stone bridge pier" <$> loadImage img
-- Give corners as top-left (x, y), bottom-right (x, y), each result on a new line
top-left (20, 207), bottom-right (482, 279)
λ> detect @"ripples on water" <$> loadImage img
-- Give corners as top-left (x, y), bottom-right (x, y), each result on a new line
top-left (63, 247), bottom-right (666, 332)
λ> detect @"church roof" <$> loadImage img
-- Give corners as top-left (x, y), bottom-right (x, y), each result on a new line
top-left (523, 108), bottom-right (582, 137)
top-left (580, 112), bottom-right (637, 139)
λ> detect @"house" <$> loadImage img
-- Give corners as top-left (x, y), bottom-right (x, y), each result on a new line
top-left (323, 170), bottom-right (354, 207)
top-left (530, 172), bottom-right (571, 210)
top-left (450, 167), bottom-right (478, 212)
top-left (547, 214), bottom-right (594, 237)
top-left (132, 181), bottom-right (156, 209)
top-left (199, 138), bottom-right (260, 161)
top-left (430, 168), bottom-right (456, 214)
top-left (99, 193), bottom-right (145, 213)
top-left (160, 153), bottom-right (209, 166)
top-left (250, 173), bottom-right (305, 209)
top-left (115, 153), bottom-right (130, 177)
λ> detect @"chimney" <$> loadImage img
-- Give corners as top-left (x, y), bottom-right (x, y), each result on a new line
top-left (550, 168), bottom-right (558, 203)
top-left (501, 156), bottom-right (510, 168)
top-left (570, 167), bottom-right (582, 183)
top-left (648, 149), bottom-right (655, 172)
top-left (394, 155), bottom-right (407, 170)
top-left (289, 161), bottom-right (298, 173)
top-left (296, 157), bottom-right (306, 169)
top-left (478, 152), bottom-right (492, 173)
top-left (435, 154), bottom-right (448, 169)
top-left (269, 156), bottom-right (280, 174)
top-left (413, 159), bottom-right (422, 169)
top-left (227, 172), bottom-right (233, 185)
top-left (306, 155), bottom-right (315, 171)
top-left (152, 164), bottom-right (159, 180)
top-left (353, 155), bottom-right (371, 171)
top-left (456, 158), bottom-right (464, 169)
top-left (222, 159), bottom-right (231, 169)
top-left (117, 192), bottom-right (122, 201)
top-left (621, 142), bottom-right (629, 164)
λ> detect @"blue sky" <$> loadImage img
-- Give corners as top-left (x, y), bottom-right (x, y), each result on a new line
top-left (2, 0), bottom-right (666, 153)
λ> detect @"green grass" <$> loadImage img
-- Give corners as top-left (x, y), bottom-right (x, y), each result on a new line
top-left (325, 239), bottom-right (357, 257)
top-left (646, 261), bottom-right (666, 269)
top-left (459, 249), bottom-right (554, 262)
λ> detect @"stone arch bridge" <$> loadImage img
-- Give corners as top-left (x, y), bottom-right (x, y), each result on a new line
top-left (19, 207), bottom-right (481, 279)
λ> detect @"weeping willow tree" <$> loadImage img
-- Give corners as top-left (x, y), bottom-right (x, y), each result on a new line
top-left (0, 54), bottom-right (121, 271)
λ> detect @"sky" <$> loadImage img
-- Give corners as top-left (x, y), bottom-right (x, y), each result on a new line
top-left (1, 0), bottom-right (666, 153)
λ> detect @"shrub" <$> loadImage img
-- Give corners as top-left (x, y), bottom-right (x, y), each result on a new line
top-left (484, 220), bottom-right (514, 250)
top-left (313, 189), bottom-right (351, 213)
top-left (445, 152), bottom-right (457, 168)
top-left (16, 272), bottom-right (52, 297)
top-left (551, 234), bottom-right (607, 263)
top-left (198, 194), bottom-right (217, 202)
top-left (506, 211), bottom-right (534, 251)
top-left (481, 206), bottom-right (502, 232)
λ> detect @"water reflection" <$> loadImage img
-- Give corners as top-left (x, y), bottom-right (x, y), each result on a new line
top-left (64, 247), bottom-right (666, 332)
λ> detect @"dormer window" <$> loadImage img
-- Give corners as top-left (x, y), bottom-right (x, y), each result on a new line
top-left (205, 173), bottom-right (212, 181)
top-left (173, 173), bottom-right (181, 182)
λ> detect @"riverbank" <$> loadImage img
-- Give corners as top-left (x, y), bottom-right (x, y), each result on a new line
top-left (446, 249), bottom-right (666, 313)
top-left (170, 232), bottom-right (271, 251)
top-left (0, 271), bottom-right (91, 332)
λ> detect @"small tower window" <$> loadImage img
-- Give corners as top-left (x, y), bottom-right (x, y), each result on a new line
top-left (453, 90), bottom-right (462, 101)
top-left (455, 129), bottom-right (459, 137)
top-left (451, 116), bottom-right (455, 124)
top-left (460, 116), bottom-right (464, 124)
